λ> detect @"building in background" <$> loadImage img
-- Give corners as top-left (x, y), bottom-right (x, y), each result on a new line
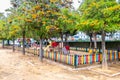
top-left (68, 31), bottom-right (120, 41)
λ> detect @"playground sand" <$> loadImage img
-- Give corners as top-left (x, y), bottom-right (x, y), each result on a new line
top-left (0, 49), bottom-right (120, 80)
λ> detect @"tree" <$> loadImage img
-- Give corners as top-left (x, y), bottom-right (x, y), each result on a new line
top-left (7, 18), bottom-right (21, 52)
top-left (8, 0), bottom-right (79, 59)
top-left (0, 13), bottom-right (8, 48)
top-left (10, 0), bottom-right (26, 54)
top-left (11, 0), bottom-right (61, 60)
top-left (5, 7), bottom-right (22, 52)
top-left (26, 0), bottom-right (77, 60)
top-left (10, 0), bottom-right (38, 54)
top-left (0, 20), bottom-right (6, 48)
top-left (78, 0), bottom-right (120, 69)
top-left (57, 8), bottom-right (78, 49)
top-left (77, 0), bottom-right (101, 50)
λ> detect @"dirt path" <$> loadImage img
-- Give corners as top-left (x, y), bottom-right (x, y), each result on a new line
top-left (0, 49), bottom-right (120, 80)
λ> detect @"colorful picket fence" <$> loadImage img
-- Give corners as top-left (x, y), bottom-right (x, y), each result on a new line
top-left (43, 51), bottom-right (75, 66)
top-left (25, 48), bottom-right (39, 56)
top-left (43, 50), bottom-right (119, 67)
top-left (75, 54), bottom-right (101, 65)
top-left (14, 47), bottom-right (120, 67)
top-left (43, 52), bottom-right (103, 66)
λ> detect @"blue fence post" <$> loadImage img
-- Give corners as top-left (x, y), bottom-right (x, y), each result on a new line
top-left (90, 54), bottom-right (92, 64)
top-left (117, 51), bottom-right (119, 60)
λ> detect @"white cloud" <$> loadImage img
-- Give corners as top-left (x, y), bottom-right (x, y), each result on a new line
top-left (0, 0), bottom-right (12, 13)
top-left (72, 0), bottom-right (81, 10)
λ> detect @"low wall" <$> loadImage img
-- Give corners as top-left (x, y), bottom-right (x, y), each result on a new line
top-left (68, 41), bottom-right (120, 50)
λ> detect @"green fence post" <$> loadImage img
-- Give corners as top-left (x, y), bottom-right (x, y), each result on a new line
top-left (54, 51), bottom-right (57, 62)
top-left (76, 47), bottom-right (77, 51)
top-left (85, 48), bottom-right (87, 52)
top-left (99, 48), bottom-right (101, 53)
top-left (74, 54), bottom-right (77, 68)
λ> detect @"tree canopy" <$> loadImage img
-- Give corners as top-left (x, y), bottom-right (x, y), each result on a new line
top-left (78, 0), bottom-right (120, 33)
top-left (77, 0), bottom-right (120, 69)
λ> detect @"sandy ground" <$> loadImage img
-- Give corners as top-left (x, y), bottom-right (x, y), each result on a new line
top-left (0, 49), bottom-right (120, 80)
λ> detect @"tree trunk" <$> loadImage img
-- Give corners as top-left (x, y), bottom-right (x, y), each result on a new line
top-left (7, 40), bottom-right (10, 45)
top-left (39, 38), bottom-right (43, 61)
top-left (93, 32), bottom-right (97, 49)
top-left (2, 39), bottom-right (4, 48)
top-left (61, 33), bottom-right (64, 53)
top-left (12, 37), bottom-right (15, 52)
top-left (65, 33), bottom-right (68, 45)
top-left (22, 30), bottom-right (25, 55)
top-left (89, 33), bottom-right (92, 49)
top-left (102, 30), bottom-right (108, 70)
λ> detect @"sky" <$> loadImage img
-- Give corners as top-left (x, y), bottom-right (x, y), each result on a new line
top-left (72, 0), bottom-right (81, 10)
top-left (0, 0), bottom-right (12, 13)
